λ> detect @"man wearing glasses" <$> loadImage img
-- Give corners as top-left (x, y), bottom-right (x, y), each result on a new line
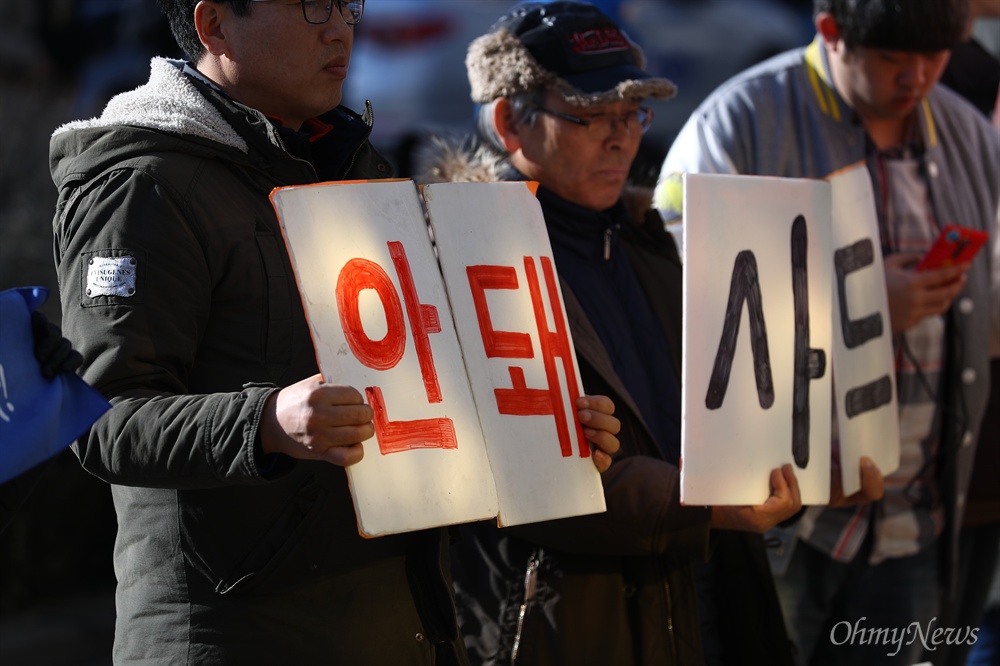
top-left (419, 2), bottom-right (807, 664)
top-left (49, 1), bottom-right (622, 663)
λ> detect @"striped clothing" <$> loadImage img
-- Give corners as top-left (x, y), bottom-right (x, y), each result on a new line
top-left (801, 143), bottom-right (946, 564)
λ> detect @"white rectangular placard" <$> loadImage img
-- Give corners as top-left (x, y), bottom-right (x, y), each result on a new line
top-left (271, 179), bottom-right (606, 536)
top-left (423, 181), bottom-right (606, 526)
top-left (828, 165), bottom-right (900, 496)
top-left (682, 173), bottom-right (833, 505)
top-left (273, 179), bottom-right (498, 537)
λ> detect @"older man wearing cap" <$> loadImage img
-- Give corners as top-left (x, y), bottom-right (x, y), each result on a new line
top-left (420, 2), bottom-right (805, 664)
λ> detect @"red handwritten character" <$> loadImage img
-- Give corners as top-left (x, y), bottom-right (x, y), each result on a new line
top-left (386, 241), bottom-right (443, 402)
top-left (466, 259), bottom-right (588, 459)
top-left (467, 265), bottom-right (533, 359)
top-left (336, 242), bottom-right (454, 455)
top-left (337, 257), bottom-right (406, 370)
top-left (365, 386), bottom-right (457, 455)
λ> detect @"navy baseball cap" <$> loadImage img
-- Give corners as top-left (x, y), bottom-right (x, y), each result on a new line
top-left (467, 1), bottom-right (676, 105)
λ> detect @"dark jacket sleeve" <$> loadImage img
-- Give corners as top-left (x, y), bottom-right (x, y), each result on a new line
top-left (54, 158), bottom-right (287, 489)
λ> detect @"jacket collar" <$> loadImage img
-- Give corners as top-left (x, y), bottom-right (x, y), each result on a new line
top-left (805, 36), bottom-right (939, 149)
top-left (52, 58), bottom-right (377, 165)
top-left (53, 58), bottom-right (250, 153)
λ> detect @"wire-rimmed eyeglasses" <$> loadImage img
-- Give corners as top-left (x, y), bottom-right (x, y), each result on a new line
top-left (528, 103), bottom-right (653, 134)
top-left (248, 0), bottom-right (365, 26)
top-left (528, 102), bottom-right (654, 135)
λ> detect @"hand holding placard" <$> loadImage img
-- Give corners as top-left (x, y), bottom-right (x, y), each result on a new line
top-left (260, 375), bottom-right (373, 467)
top-left (709, 464), bottom-right (802, 533)
top-left (271, 179), bottom-right (607, 537)
top-left (681, 166), bottom-right (900, 505)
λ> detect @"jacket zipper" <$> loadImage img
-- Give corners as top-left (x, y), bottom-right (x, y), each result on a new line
top-left (341, 99), bottom-right (377, 177)
top-left (510, 552), bottom-right (539, 664)
top-left (603, 223), bottom-right (621, 261)
top-left (664, 574), bottom-right (677, 662)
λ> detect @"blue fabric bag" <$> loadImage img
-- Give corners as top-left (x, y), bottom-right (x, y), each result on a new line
top-left (0, 287), bottom-right (110, 483)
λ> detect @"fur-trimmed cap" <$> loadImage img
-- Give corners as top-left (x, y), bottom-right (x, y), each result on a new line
top-left (467, 1), bottom-right (676, 106)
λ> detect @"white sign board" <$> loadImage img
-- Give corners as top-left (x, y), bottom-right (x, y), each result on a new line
top-left (683, 173), bottom-right (834, 505)
top-left (828, 165), bottom-right (900, 495)
top-left (271, 179), bottom-right (604, 536)
top-left (424, 181), bottom-right (606, 526)
top-left (273, 179), bottom-right (497, 536)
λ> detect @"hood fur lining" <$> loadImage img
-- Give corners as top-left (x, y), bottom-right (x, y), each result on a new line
top-left (52, 58), bottom-right (248, 154)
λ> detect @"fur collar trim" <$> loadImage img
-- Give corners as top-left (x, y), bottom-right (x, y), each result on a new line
top-left (52, 58), bottom-right (248, 153)
top-left (416, 134), bottom-right (654, 225)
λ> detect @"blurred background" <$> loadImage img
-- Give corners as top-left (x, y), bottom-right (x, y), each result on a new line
top-left (1, 2), bottom-right (179, 664)
top-left (343, 0), bottom-right (816, 179)
top-left (1, 1), bottom-right (996, 664)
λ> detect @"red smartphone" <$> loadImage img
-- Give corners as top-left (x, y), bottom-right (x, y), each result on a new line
top-left (915, 224), bottom-right (988, 271)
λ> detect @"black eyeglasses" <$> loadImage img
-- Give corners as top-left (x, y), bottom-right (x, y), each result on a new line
top-left (528, 102), bottom-right (654, 135)
top-left (248, 0), bottom-right (365, 26)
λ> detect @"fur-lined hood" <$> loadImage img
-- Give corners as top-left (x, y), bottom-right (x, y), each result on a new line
top-left (52, 57), bottom-right (249, 153)
top-left (50, 56), bottom-right (386, 200)
top-left (415, 134), bottom-right (655, 226)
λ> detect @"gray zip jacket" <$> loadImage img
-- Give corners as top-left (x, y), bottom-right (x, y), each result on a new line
top-left (656, 37), bottom-right (1000, 591)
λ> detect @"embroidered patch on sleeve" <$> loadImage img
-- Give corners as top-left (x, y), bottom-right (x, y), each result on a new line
top-left (86, 255), bottom-right (137, 297)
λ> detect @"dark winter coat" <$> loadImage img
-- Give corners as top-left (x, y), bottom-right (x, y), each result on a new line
top-left (50, 58), bottom-right (465, 665)
top-left (419, 138), bottom-right (795, 665)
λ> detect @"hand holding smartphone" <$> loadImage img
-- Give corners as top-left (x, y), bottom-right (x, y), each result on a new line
top-left (914, 224), bottom-right (988, 272)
